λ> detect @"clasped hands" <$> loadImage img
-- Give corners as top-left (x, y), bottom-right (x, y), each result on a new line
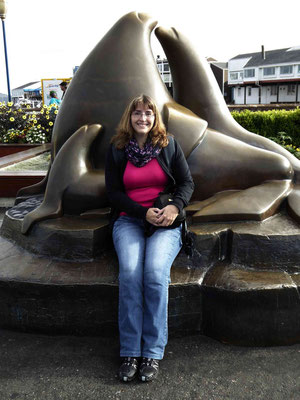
top-left (146, 205), bottom-right (179, 227)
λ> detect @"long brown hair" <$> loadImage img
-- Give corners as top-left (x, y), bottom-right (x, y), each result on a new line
top-left (111, 94), bottom-right (169, 149)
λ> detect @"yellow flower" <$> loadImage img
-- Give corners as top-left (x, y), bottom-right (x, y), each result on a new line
top-left (46, 111), bottom-right (49, 114)
top-left (22, 115), bottom-right (26, 119)
top-left (46, 116), bottom-right (49, 119)
top-left (9, 117), bottom-right (15, 121)
top-left (26, 105), bottom-right (30, 109)
top-left (37, 125), bottom-right (41, 128)
top-left (43, 104), bottom-right (47, 109)
top-left (33, 119), bottom-right (37, 124)
top-left (49, 122), bottom-right (53, 126)
top-left (18, 109), bottom-right (22, 112)
top-left (54, 110), bottom-right (58, 114)
top-left (40, 110), bottom-right (44, 114)
top-left (7, 102), bottom-right (13, 107)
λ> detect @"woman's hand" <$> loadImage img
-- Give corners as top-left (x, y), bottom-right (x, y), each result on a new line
top-left (146, 208), bottom-right (162, 226)
top-left (155, 205), bottom-right (179, 227)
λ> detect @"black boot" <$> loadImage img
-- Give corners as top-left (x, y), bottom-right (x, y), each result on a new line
top-left (118, 357), bottom-right (139, 382)
top-left (139, 358), bottom-right (159, 382)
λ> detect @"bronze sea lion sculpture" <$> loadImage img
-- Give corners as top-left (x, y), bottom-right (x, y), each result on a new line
top-left (19, 12), bottom-right (299, 234)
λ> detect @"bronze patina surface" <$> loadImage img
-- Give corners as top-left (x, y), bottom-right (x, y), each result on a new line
top-left (14, 11), bottom-right (299, 233)
top-left (1, 12), bottom-right (300, 345)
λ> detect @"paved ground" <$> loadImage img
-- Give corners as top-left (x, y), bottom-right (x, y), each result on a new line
top-left (0, 200), bottom-right (299, 400)
top-left (0, 329), bottom-right (299, 400)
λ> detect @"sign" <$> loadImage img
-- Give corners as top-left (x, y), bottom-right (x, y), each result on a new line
top-left (41, 78), bottom-right (71, 105)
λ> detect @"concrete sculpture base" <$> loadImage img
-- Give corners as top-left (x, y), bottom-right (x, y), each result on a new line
top-left (0, 199), bottom-right (299, 346)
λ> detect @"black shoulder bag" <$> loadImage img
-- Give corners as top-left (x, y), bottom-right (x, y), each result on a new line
top-left (145, 192), bottom-right (194, 256)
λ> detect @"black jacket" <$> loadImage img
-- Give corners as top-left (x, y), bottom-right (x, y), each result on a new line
top-left (105, 137), bottom-right (194, 223)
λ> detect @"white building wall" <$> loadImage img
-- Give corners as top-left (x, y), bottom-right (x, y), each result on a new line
top-left (246, 87), bottom-right (259, 104)
top-left (233, 87), bottom-right (245, 104)
top-left (259, 64), bottom-right (300, 82)
top-left (228, 57), bottom-right (251, 85)
top-left (261, 86), bottom-right (277, 104)
top-left (243, 67), bottom-right (258, 83)
top-left (229, 53), bottom-right (300, 104)
top-left (278, 85), bottom-right (298, 102)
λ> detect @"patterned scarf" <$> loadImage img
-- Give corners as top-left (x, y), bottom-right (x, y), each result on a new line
top-left (125, 137), bottom-right (161, 167)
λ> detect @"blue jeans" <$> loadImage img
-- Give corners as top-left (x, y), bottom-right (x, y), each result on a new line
top-left (113, 216), bottom-right (182, 360)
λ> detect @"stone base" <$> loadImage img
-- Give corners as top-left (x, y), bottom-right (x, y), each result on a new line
top-left (0, 200), bottom-right (300, 345)
top-left (0, 235), bottom-right (204, 337)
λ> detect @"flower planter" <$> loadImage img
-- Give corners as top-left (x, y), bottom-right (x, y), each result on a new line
top-left (0, 144), bottom-right (40, 158)
top-left (0, 171), bottom-right (46, 197)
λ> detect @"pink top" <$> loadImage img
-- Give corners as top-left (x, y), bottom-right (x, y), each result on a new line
top-left (120, 159), bottom-right (168, 215)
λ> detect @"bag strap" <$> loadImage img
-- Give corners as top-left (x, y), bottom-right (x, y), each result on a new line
top-left (181, 220), bottom-right (194, 257)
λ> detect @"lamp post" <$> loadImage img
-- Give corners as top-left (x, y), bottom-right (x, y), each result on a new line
top-left (0, 0), bottom-right (11, 102)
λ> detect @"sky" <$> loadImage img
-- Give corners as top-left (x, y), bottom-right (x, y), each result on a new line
top-left (0, 0), bottom-right (299, 94)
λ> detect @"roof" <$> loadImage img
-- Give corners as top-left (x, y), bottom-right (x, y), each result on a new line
top-left (231, 47), bottom-right (300, 67)
top-left (13, 81), bottom-right (40, 90)
top-left (210, 62), bottom-right (228, 69)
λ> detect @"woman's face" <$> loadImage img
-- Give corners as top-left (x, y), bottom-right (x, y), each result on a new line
top-left (130, 103), bottom-right (155, 137)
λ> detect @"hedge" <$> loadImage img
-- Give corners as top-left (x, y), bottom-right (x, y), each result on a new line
top-left (231, 108), bottom-right (300, 147)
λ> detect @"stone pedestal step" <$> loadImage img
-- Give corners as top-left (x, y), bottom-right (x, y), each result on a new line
top-left (1, 199), bottom-right (300, 345)
top-left (0, 235), bottom-right (299, 345)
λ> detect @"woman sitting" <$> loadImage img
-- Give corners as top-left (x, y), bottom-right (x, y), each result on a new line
top-left (105, 94), bottom-right (194, 382)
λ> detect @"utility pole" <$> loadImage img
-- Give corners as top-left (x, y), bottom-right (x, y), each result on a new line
top-left (0, 0), bottom-right (11, 102)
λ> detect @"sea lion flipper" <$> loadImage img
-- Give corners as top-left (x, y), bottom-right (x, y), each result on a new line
top-left (192, 180), bottom-right (292, 223)
top-left (17, 167), bottom-right (50, 199)
top-left (21, 202), bottom-right (63, 234)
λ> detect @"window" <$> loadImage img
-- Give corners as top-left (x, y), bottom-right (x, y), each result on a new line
top-left (239, 72), bottom-right (244, 79)
top-left (298, 65), bottom-right (300, 73)
top-left (163, 74), bottom-right (172, 83)
top-left (271, 86), bottom-right (277, 96)
top-left (163, 63), bottom-right (170, 72)
top-left (287, 84), bottom-right (296, 94)
top-left (263, 67), bottom-right (275, 76)
top-left (157, 63), bottom-right (162, 72)
top-left (248, 87), bottom-right (252, 96)
top-left (280, 65), bottom-right (293, 75)
top-left (230, 72), bottom-right (238, 80)
top-left (245, 69), bottom-right (255, 78)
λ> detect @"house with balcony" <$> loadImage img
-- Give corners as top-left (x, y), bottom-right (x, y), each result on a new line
top-left (228, 46), bottom-right (300, 104)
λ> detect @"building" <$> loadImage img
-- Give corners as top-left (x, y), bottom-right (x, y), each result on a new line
top-left (228, 46), bottom-right (300, 104)
top-left (208, 60), bottom-right (230, 103)
top-left (156, 56), bottom-right (229, 100)
top-left (12, 81), bottom-right (41, 103)
top-left (156, 56), bottom-right (173, 95)
top-left (0, 92), bottom-right (8, 103)
top-left (0, 82), bottom-right (41, 106)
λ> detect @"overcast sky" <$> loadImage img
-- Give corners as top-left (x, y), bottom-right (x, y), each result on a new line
top-left (0, 0), bottom-right (299, 94)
